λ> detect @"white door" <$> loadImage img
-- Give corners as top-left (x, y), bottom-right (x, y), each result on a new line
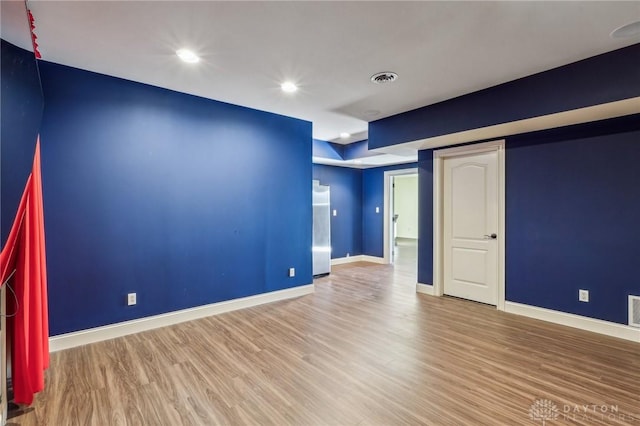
top-left (443, 151), bottom-right (498, 305)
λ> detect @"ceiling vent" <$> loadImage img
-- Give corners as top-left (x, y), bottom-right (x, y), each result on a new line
top-left (630, 295), bottom-right (640, 328)
top-left (370, 72), bottom-right (398, 84)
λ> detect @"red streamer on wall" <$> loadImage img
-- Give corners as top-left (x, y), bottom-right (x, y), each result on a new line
top-left (0, 137), bottom-right (49, 405)
top-left (27, 9), bottom-right (41, 59)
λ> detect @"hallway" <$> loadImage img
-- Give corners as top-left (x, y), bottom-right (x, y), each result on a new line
top-left (392, 237), bottom-right (417, 283)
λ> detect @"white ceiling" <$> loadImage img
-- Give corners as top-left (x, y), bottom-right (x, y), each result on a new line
top-left (4, 1), bottom-right (640, 149)
top-left (1, 1), bottom-right (32, 50)
top-left (312, 153), bottom-right (418, 169)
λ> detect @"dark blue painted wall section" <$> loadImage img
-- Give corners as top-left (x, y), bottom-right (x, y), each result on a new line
top-left (370, 43), bottom-right (640, 149)
top-left (313, 138), bottom-right (385, 162)
top-left (1, 40), bottom-right (43, 245)
top-left (417, 151), bottom-right (433, 285)
top-left (362, 163), bottom-right (418, 258)
top-left (312, 139), bottom-right (344, 161)
top-left (343, 140), bottom-right (383, 161)
top-left (38, 61), bottom-right (313, 336)
top-left (506, 127), bottom-right (640, 324)
top-left (312, 165), bottom-right (362, 259)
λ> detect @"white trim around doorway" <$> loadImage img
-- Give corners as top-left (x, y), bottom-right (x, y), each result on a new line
top-left (432, 140), bottom-right (506, 310)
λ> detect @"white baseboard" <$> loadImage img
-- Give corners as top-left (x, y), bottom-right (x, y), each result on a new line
top-left (331, 255), bottom-right (364, 265)
top-left (49, 284), bottom-right (315, 352)
top-left (360, 255), bottom-right (386, 264)
top-left (416, 283), bottom-right (435, 295)
top-left (504, 301), bottom-right (640, 343)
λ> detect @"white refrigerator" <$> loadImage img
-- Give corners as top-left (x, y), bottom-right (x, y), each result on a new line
top-left (312, 181), bottom-right (331, 276)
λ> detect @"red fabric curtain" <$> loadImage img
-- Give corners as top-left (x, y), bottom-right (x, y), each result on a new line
top-left (0, 137), bottom-right (49, 405)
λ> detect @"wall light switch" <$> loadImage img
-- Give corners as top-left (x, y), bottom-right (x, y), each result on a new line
top-left (289, 268), bottom-right (295, 277)
top-left (333, 209), bottom-right (337, 216)
top-left (375, 207), bottom-right (380, 213)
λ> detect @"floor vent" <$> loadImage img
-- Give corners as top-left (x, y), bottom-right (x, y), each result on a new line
top-left (630, 295), bottom-right (640, 328)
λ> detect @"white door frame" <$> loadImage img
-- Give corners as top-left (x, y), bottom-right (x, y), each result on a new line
top-left (383, 168), bottom-right (418, 264)
top-left (433, 140), bottom-right (506, 310)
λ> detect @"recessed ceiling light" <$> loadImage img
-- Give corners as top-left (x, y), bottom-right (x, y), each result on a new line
top-left (281, 81), bottom-right (298, 93)
top-left (371, 72), bottom-right (398, 84)
top-left (610, 21), bottom-right (640, 39)
top-left (340, 132), bottom-right (351, 139)
top-left (176, 49), bottom-right (200, 63)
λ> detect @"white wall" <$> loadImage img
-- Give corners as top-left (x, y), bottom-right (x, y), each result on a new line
top-left (393, 175), bottom-right (418, 239)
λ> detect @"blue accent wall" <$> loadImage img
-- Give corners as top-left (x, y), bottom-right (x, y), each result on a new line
top-left (38, 61), bottom-right (313, 336)
top-left (1, 40), bottom-right (43, 245)
top-left (343, 140), bottom-right (382, 161)
top-left (370, 43), bottom-right (640, 149)
top-left (506, 125), bottom-right (640, 324)
top-left (362, 163), bottom-right (418, 258)
top-left (312, 138), bottom-right (344, 160)
top-left (417, 151), bottom-right (433, 285)
top-left (312, 165), bottom-right (362, 259)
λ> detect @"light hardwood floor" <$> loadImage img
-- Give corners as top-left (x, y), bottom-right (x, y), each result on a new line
top-left (11, 257), bottom-right (640, 425)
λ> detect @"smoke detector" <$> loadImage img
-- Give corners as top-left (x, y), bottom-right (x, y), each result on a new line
top-left (370, 72), bottom-right (398, 84)
top-left (611, 21), bottom-right (640, 39)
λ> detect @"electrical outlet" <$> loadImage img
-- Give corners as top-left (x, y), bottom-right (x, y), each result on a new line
top-left (289, 268), bottom-right (295, 278)
top-left (127, 293), bottom-right (137, 306)
top-left (346, 253), bottom-right (350, 257)
top-left (579, 289), bottom-right (589, 303)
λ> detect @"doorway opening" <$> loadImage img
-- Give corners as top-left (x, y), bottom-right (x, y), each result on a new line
top-left (383, 168), bottom-right (418, 278)
top-left (391, 174), bottom-right (418, 269)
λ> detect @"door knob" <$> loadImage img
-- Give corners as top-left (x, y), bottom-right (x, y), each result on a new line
top-left (484, 233), bottom-right (497, 239)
